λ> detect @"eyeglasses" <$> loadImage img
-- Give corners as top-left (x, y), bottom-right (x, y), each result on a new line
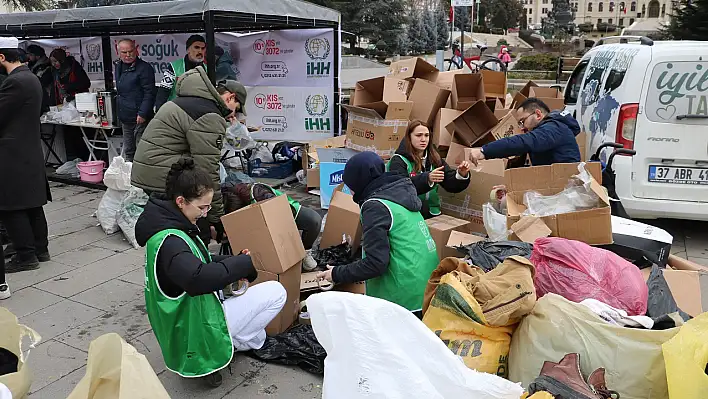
top-left (518, 113), bottom-right (534, 127)
top-left (189, 202), bottom-right (212, 217)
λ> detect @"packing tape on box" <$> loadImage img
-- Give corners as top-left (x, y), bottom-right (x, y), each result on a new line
top-left (348, 114), bottom-right (409, 128)
top-left (346, 142), bottom-right (396, 157)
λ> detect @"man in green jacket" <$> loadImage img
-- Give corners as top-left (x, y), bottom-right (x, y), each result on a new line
top-left (154, 35), bottom-right (206, 111)
top-left (131, 66), bottom-right (247, 242)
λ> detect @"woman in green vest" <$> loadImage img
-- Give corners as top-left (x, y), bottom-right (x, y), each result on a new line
top-left (316, 151), bottom-right (440, 315)
top-left (387, 120), bottom-right (472, 219)
top-left (135, 159), bottom-right (286, 386)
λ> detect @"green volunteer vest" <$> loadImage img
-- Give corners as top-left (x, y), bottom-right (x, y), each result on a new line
top-left (362, 198), bottom-right (440, 311)
top-left (250, 183), bottom-right (302, 219)
top-left (144, 228), bottom-right (233, 378)
top-left (167, 58), bottom-right (186, 102)
top-left (386, 154), bottom-right (442, 216)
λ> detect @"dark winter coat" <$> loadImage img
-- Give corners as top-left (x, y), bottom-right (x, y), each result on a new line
top-left (482, 111), bottom-right (581, 166)
top-left (332, 152), bottom-right (423, 284)
top-left (29, 57), bottom-right (53, 112)
top-left (114, 57), bottom-right (156, 123)
top-left (131, 66), bottom-right (229, 226)
top-left (135, 196), bottom-right (257, 297)
top-left (215, 52), bottom-right (238, 82)
top-left (0, 65), bottom-right (51, 211)
top-left (49, 56), bottom-right (90, 105)
top-left (388, 140), bottom-right (470, 219)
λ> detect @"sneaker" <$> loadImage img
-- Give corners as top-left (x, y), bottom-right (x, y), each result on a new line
top-left (37, 251), bottom-right (51, 262)
top-left (0, 283), bottom-right (10, 300)
top-left (5, 256), bottom-right (40, 273)
top-left (302, 251), bottom-right (318, 272)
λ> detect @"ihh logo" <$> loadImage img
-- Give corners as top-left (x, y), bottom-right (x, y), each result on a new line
top-left (305, 37), bottom-right (331, 77)
top-left (305, 94), bottom-right (331, 131)
top-left (329, 171), bottom-right (343, 185)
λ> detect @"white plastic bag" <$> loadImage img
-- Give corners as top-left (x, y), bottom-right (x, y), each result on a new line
top-left (103, 156), bottom-right (133, 191)
top-left (522, 162), bottom-right (600, 217)
top-left (308, 292), bottom-right (524, 399)
top-left (97, 188), bottom-right (128, 235)
top-left (56, 158), bottom-right (82, 177)
top-left (219, 163), bottom-right (227, 184)
top-left (483, 203), bottom-right (508, 241)
top-left (117, 186), bottom-right (149, 249)
top-left (223, 121), bottom-right (256, 152)
top-left (58, 101), bottom-right (81, 123)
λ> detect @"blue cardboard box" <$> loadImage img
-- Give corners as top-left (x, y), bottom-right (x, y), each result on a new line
top-left (317, 147), bottom-right (358, 209)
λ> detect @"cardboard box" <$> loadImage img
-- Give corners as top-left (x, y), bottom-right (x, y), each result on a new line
top-left (301, 135), bottom-right (347, 170)
top-left (505, 162), bottom-right (612, 245)
top-left (494, 107), bottom-right (515, 120)
top-left (443, 230), bottom-right (485, 258)
top-left (434, 69), bottom-right (466, 90)
top-left (451, 74), bottom-right (485, 111)
top-left (343, 102), bottom-right (412, 158)
top-left (576, 131), bottom-right (587, 162)
top-left (388, 57), bottom-right (439, 81)
top-left (449, 101), bottom-right (499, 146)
top-left (510, 81), bottom-right (539, 108)
top-left (352, 77), bottom-right (410, 115)
top-left (320, 188), bottom-right (362, 251)
top-left (425, 215), bottom-right (472, 259)
top-left (306, 167), bottom-right (320, 188)
top-left (509, 216), bottom-right (552, 243)
top-left (253, 264), bottom-right (302, 336)
top-left (529, 87), bottom-right (565, 111)
top-left (221, 195), bottom-right (306, 274)
top-left (662, 269), bottom-right (708, 317)
top-left (481, 70), bottom-right (508, 102)
top-left (433, 108), bottom-right (464, 148)
top-left (408, 79), bottom-right (451, 127)
top-left (317, 147), bottom-right (358, 209)
top-left (479, 111), bottom-right (522, 145)
top-left (486, 98), bottom-right (503, 113)
top-left (439, 156), bottom-right (507, 234)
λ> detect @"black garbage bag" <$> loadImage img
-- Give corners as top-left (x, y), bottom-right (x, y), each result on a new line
top-left (457, 240), bottom-right (533, 272)
top-left (312, 242), bottom-right (353, 268)
top-left (248, 324), bottom-right (326, 375)
top-left (646, 264), bottom-right (691, 329)
top-left (0, 347), bottom-right (18, 376)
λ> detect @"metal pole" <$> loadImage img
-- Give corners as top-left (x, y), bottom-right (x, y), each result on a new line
top-left (101, 35), bottom-right (114, 90)
top-left (460, 7), bottom-right (464, 60)
top-left (204, 11), bottom-right (216, 85)
top-left (450, 6), bottom-right (455, 48)
top-left (334, 24), bottom-right (341, 136)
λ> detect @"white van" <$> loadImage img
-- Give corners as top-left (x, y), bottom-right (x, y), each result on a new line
top-left (563, 37), bottom-right (708, 221)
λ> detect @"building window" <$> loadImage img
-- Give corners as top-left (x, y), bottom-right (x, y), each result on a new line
top-left (631, 1), bottom-right (636, 10)
top-left (529, 17), bottom-right (533, 24)
top-left (599, 2), bottom-right (604, 11)
top-left (610, 1), bottom-right (615, 11)
top-left (598, 18), bottom-right (603, 23)
top-left (543, 0), bottom-right (549, 3)
top-left (661, 3), bottom-right (666, 16)
top-left (619, 17), bottom-right (625, 25)
top-left (609, 18), bottom-right (613, 23)
top-left (642, 4), bottom-right (646, 16)
top-left (588, 2), bottom-right (593, 11)
top-left (529, 8), bottom-right (533, 13)
top-left (542, 7), bottom-right (548, 13)
top-left (629, 17), bottom-right (635, 24)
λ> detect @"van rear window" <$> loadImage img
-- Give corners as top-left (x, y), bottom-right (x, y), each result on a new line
top-left (646, 61), bottom-right (708, 124)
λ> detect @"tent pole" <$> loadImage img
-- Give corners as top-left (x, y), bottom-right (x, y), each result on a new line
top-left (205, 11), bottom-right (216, 84)
top-left (334, 24), bottom-right (341, 136)
top-left (101, 35), bottom-right (114, 90)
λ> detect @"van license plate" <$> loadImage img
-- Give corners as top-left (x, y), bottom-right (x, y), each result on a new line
top-left (648, 166), bottom-right (708, 185)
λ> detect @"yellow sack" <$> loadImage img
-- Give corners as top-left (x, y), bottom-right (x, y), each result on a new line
top-left (68, 333), bottom-right (169, 399)
top-left (663, 312), bottom-right (708, 398)
top-left (0, 307), bottom-right (41, 399)
top-left (422, 271), bottom-right (515, 377)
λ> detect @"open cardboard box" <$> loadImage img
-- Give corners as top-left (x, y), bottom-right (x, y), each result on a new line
top-left (530, 87), bottom-right (566, 111)
top-left (433, 108), bottom-right (464, 148)
top-left (320, 186), bottom-right (362, 252)
top-left (253, 262), bottom-right (302, 335)
top-left (451, 74), bottom-right (485, 111)
top-left (510, 80), bottom-right (539, 108)
top-left (352, 76), bottom-right (410, 112)
top-left (317, 147), bottom-right (359, 209)
top-left (481, 69), bottom-right (508, 103)
top-left (443, 230), bottom-right (485, 258)
top-left (474, 111), bottom-right (523, 146)
top-left (343, 102), bottom-right (412, 158)
top-left (434, 69), bottom-right (466, 91)
top-left (448, 100), bottom-right (499, 146)
top-left (302, 135), bottom-right (347, 187)
top-left (425, 215), bottom-right (472, 259)
top-left (388, 57), bottom-right (439, 81)
top-left (408, 78), bottom-right (451, 127)
top-left (505, 162), bottom-right (612, 245)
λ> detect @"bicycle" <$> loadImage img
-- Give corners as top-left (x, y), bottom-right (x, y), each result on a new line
top-left (444, 42), bottom-right (507, 73)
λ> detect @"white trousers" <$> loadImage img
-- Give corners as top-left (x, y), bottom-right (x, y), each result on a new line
top-left (223, 281), bottom-right (287, 351)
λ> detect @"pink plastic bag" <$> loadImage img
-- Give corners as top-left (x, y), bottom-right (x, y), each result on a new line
top-left (530, 237), bottom-right (648, 315)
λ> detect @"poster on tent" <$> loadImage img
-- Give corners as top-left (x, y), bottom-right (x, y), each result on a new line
top-left (246, 86), bottom-right (334, 141)
top-left (21, 37), bottom-right (104, 82)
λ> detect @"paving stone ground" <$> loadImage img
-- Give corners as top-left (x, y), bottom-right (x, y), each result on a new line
top-left (2, 182), bottom-right (706, 398)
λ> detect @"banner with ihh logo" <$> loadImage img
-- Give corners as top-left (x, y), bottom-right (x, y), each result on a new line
top-left (246, 86), bottom-right (334, 141)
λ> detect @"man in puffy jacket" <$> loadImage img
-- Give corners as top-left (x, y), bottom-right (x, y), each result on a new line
top-left (469, 98), bottom-right (581, 166)
top-left (114, 38), bottom-right (156, 161)
top-left (131, 66), bottom-right (246, 243)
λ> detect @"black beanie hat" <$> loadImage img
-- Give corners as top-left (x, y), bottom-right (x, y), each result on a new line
top-left (186, 35), bottom-right (206, 50)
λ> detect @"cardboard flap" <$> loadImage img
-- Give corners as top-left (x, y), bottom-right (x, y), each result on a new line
top-left (480, 69), bottom-right (508, 100)
top-left (446, 230), bottom-right (485, 248)
top-left (316, 147), bottom-right (359, 163)
top-left (519, 81), bottom-right (539, 97)
top-left (342, 104), bottom-right (386, 120)
top-left (589, 178), bottom-right (610, 205)
top-left (530, 87), bottom-right (562, 99)
top-left (452, 74), bottom-right (485, 110)
top-left (385, 101), bottom-right (414, 120)
top-left (511, 216), bottom-right (552, 243)
top-left (388, 58), bottom-right (439, 81)
top-left (434, 69), bottom-right (466, 90)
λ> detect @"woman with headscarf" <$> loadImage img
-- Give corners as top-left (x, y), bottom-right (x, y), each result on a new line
top-left (48, 48), bottom-right (90, 105)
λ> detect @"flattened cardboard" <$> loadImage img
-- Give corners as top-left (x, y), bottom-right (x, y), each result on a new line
top-left (320, 189), bottom-right (362, 251)
top-left (481, 69), bottom-right (508, 102)
top-left (388, 58), bottom-right (439, 81)
top-left (510, 216), bottom-right (552, 243)
top-left (253, 262), bottom-right (302, 335)
top-left (408, 78), bottom-right (451, 127)
top-left (222, 195), bottom-right (306, 274)
top-left (504, 162), bottom-right (612, 245)
top-left (425, 215), bottom-right (472, 259)
top-left (451, 74), bottom-right (485, 111)
top-left (443, 230), bottom-right (485, 258)
top-left (353, 77), bottom-right (410, 111)
top-left (662, 269), bottom-right (708, 317)
top-left (343, 102), bottom-right (412, 157)
top-left (449, 101), bottom-right (499, 146)
top-left (433, 108), bottom-right (464, 148)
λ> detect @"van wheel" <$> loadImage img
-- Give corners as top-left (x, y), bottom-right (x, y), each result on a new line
top-left (204, 371), bottom-right (223, 388)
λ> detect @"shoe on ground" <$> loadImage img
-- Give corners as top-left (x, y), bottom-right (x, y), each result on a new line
top-left (302, 252), bottom-right (318, 272)
top-left (0, 283), bottom-right (10, 300)
top-left (5, 256), bottom-right (40, 273)
top-left (3, 243), bottom-right (14, 258)
top-left (37, 251), bottom-right (51, 262)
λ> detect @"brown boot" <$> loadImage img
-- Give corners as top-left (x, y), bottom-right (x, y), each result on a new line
top-left (528, 353), bottom-right (619, 399)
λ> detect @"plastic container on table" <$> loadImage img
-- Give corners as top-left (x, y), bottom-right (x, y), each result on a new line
top-left (77, 160), bottom-right (105, 183)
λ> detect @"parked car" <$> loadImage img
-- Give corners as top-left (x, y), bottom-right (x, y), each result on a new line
top-left (563, 36), bottom-right (708, 221)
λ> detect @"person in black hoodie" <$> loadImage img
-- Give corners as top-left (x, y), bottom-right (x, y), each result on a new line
top-left (135, 159), bottom-right (286, 384)
top-left (316, 152), bottom-right (439, 313)
top-left (387, 120), bottom-right (471, 219)
top-left (48, 48), bottom-right (90, 105)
